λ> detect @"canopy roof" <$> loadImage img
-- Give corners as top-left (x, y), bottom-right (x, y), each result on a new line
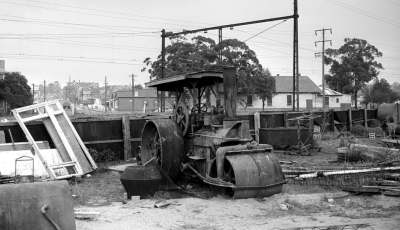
top-left (145, 71), bottom-right (223, 91)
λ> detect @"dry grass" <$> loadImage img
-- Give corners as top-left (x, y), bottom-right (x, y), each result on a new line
top-left (70, 169), bottom-right (125, 206)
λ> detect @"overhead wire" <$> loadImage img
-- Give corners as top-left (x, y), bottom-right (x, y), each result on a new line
top-left (328, 0), bottom-right (400, 28)
top-left (244, 19), bottom-right (288, 42)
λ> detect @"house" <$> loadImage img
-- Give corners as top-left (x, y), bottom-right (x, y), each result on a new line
top-left (111, 88), bottom-right (160, 112)
top-left (318, 87), bottom-right (352, 109)
top-left (246, 75), bottom-right (322, 110)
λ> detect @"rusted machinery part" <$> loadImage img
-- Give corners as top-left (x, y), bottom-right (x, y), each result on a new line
top-left (173, 100), bottom-right (190, 136)
top-left (184, 162), bottom-right (285, 197)
top-left (141, 119), bottom-right (184, 179)
top-left (225, 151), bottom-right (285, 198)
top-left (40, 204), bottom-right (62, 230)
top-left (215, 145), bottom-right (248, 179)
top-left (215, 143), bottom-right (273, 179)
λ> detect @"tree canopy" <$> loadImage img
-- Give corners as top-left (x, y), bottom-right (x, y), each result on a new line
top-left (361, 78), bottom-right (398, 106)
top-left (142, 35), bottom-right (274, 109)
top-left (0, 72), bottom-right (33, 111)
top-left (325, 38), bottom-right (383, 108)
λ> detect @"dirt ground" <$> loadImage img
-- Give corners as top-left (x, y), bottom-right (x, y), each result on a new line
top-left (72, 170), bottom-right (400, 230)
top-left (72, 135), bottom-right (400, 230)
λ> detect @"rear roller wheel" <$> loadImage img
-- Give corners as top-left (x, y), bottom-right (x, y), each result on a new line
top-left (140, 119), bottom-right (184, 179)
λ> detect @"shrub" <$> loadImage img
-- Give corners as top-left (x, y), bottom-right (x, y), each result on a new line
top-left (351, 124), bottom-right (367, 137)
top-left (367, 127), bottom-right (384, 137)
top-left (88, 148), bottom-right (120, 162)
top-left (367, 119), bottom-right (380, 128)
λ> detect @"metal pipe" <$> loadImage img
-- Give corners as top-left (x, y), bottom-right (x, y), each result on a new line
top-left (165, 15), bottom-right (295, 37)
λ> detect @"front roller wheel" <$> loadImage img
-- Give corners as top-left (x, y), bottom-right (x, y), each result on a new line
top-left (140, 119), bottom-right (184, 179)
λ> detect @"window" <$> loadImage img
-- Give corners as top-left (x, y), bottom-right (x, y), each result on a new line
top-left (287, 95), bottom-right (292, 106)
top-left (247, 95), bottom-right (253, 106)
top-left (267, 96), bottom-right (272, 106)
top-left (324, 96), bottom-right (329, 107)
top-left (336, 98), bottom-right (339, 103)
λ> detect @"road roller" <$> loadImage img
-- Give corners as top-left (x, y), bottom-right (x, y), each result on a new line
top-left (133, 66), bottom-right (285, 198)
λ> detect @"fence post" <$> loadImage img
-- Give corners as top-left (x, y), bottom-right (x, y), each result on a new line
top-left (122, 116), bottom-right (131, 161)
top-left (348, 109), bottom-right (352, 131)
top-left (283, 112), bottom-right (288, 127)
top-left (254, 112), bottom-right (260, 143)
top-left (364, 108), bottom-right (368, 128)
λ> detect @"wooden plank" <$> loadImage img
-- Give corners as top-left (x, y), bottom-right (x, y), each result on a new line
top-left (254, 112), bottom-right (260, 144)
top-left (364, 108), bottom-right (368, 128)
top-left (58, 101), bottom-right (97, 170)
top-left (42, 119), bottom-right (71, 162)
top-left (122, 115), bottom-right (131, 161)
top-left (0, 130), bottom-right (5, 143)
top-left (348, 109), bottom-right (352, 131)
top-left (55, 113), bottom-right (92, 174)
top-left (83, 138), bottom-right (142, 145)
top-left (0, 141), bottom-right (50, 151)
top-left (45, 105), bottom-right (83, 175)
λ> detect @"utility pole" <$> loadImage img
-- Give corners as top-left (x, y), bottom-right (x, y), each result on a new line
top-left (315, 28), bottom-right (332, 111)
top-left (293, 0), bottom-right (299, 111)
top-left (43, 80), bottom-right (46, 102)
top-left (32, 83), bottom-right (35, 103)
top-left (130, 74), bottom-right (135, 112)
top-left (104, 76), bottom-right (108, 112)
top-left (218, 28), bottom-right (223, 63)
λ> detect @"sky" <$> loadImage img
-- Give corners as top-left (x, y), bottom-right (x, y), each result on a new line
top-left (0, 0), bottom-right (399, 88)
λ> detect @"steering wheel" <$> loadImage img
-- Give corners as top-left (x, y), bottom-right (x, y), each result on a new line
top-left (173, 102), bottom-right (189, 136)
top-left (191, 103), bottom-right (209, 114)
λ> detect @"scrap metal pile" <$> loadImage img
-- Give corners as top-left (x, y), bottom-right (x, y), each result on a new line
top-left (281, 133), bottom-right (400, 196)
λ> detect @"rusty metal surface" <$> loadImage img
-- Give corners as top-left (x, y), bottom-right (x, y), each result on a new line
top-left (0, 180), bottom-right (75, 230)
top-left (120, 165), bottom-right (162, 198)
top-left (140, 119), bottom-right (184, 179)
top-left (225, 151), bottom-right (285, 198)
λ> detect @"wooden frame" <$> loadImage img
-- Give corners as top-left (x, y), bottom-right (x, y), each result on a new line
top-left (12, 100), bottom-right (97, 179)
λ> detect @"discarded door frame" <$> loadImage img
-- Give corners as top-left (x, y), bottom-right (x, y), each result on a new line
top-left (12, 100), bottom-right (97, 179)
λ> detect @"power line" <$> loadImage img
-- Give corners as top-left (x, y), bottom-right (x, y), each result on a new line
top-left (244, 19), bottom-right (288, 42)
top-left (328, 0), bottom-right (400, 28)
top-left (0, 53), bottom-right (140, 65)
top-left (0, 15), bottom-right (161, 31)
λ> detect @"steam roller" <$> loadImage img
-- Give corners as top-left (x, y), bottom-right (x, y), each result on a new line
top-left (135, 66), bottom-right (285, 198)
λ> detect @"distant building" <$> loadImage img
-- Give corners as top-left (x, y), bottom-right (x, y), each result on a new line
top-left (318, 86), bottom-right (352, 109)
top-left (245, 75), bottom-right (322, 110)
top-left (244, 75), bottom-right (352, 111)
top-left (111, 88), bottom-right (159, 112)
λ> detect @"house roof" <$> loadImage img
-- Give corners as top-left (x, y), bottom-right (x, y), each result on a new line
top-left (318, 86), bottom-right (343, 96)
top-left (273, 75), bottom-right (321, 93)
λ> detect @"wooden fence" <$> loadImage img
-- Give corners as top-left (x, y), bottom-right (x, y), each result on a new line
top-left (0, 109), bottom-right (378, 161)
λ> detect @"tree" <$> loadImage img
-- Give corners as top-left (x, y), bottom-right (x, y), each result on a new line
top-left (0, 72), bottom-right (33, 111)
top-left (391, 81), bottom-right (400, 98)
top-left (361, 78), bottom-right (398, 106)
top-left (325, 38), bottom-right (383, 108)
top-left (142, 36), bottom-right (270, 109)
top-left (253, 68), bottom-right (275, 110)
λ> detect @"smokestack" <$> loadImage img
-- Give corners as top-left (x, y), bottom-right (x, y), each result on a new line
top-left (223, 66), bottom-right (237, 119)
